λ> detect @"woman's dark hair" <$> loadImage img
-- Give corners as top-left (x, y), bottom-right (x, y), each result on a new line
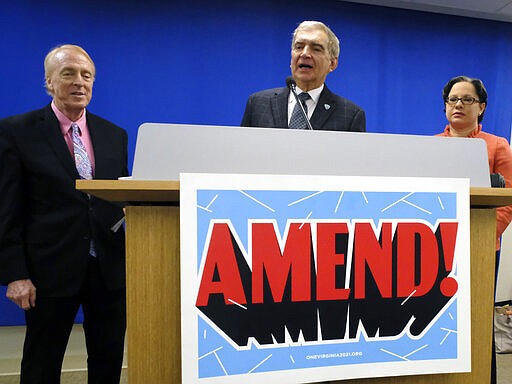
top-left (442, 75), bottom-right (487, 123)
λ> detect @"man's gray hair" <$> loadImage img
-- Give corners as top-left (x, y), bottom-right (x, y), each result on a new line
top-left (291, 21), bottom-right (340, 59)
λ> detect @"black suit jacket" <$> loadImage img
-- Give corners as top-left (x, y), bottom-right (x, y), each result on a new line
top-left (241, 84), bottom-right (366, 131)
top-left (0, 105), bottom-right (128, 296)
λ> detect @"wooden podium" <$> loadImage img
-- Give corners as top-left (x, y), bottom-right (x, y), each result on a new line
top-left (77, 180), bottom-right (512, 384)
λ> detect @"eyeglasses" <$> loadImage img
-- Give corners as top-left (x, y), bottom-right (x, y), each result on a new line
top-left (445, 96), bottom-right (480, 105)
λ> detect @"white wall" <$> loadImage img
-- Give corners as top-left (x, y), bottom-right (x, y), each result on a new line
top-left (497, 223), bottom-right (512, 303)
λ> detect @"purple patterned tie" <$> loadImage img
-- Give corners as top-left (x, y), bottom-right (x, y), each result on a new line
top-left (70, 123), bottom-right (96, 256)
top-left (71, 123), bottom-right (93, 180)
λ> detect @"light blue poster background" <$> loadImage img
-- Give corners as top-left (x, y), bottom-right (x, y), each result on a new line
top-left (194, 189), bottom-right (458, 378)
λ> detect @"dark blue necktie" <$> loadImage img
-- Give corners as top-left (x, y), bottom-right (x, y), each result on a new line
top-left (289, 92), bottom-right (311, 129)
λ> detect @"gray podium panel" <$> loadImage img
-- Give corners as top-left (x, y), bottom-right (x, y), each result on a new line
top-left (131, 123), bottom-right (490, 187)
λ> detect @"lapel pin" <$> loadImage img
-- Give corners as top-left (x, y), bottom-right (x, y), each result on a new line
top-left (324, 104), bottom-right (331, 110)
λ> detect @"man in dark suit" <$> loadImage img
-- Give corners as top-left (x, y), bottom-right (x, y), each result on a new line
top-left (0, 45), bottom-right (128, 384)
top-left (241, 20), bottom-right (365, 132)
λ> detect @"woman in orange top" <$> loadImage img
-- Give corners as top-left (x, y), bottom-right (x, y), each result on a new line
top-left (437, 76), bottom-right (512, 251)
top-left (436, 75), bottom-right (512, 384)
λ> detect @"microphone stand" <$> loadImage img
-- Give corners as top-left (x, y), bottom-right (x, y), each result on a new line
top-left (287, 78), bottom-right (314, 130)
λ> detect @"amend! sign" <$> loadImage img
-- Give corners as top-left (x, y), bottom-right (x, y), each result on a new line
top-left (180, 173), bottom-right (471, 384)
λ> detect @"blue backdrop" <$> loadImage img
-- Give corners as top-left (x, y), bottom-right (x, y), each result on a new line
top-left (1, 0), bottom-right (512, 325)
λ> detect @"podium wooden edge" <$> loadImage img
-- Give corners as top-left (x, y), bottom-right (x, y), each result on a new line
top-left (76, 179), bottom-right (180, 203)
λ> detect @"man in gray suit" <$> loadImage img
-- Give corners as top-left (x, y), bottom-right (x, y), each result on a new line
top-left (241, 20), bottom-right (365, 132)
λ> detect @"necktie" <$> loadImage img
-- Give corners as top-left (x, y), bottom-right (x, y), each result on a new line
top-left (70, 123), bottom-right (93, 180)
top-left (70, 123), bottom-right (96, 256)
top-left (289, 92), bottom-right (311, 129)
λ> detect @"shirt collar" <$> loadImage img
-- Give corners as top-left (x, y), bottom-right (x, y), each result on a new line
top-left (51, 101), bottom-right (87, 136)
top-left (290, 83), bottom-right (324, 106)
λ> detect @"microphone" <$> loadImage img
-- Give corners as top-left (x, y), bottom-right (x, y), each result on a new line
top-left (286, 76), bottom-right (313, 130)
top-left (285, 76), bottom-right (296, 89)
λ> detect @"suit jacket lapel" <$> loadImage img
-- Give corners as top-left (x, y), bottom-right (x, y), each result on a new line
top-left (271, 88), bottom-right (289, 128)
top-left (39, 105), bottom-right (80, 180)
top-left (86, 112), bottom-right (106, 179)
top-left (311, 86), bottom-right (336, 130)
top-left (88, 112), bottom-right (123, 180)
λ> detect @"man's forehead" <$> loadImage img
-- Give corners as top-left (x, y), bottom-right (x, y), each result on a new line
top-left (52, 50), bottom-right (91, 66)
top-left (295, 29), bottom-right (328, 45)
